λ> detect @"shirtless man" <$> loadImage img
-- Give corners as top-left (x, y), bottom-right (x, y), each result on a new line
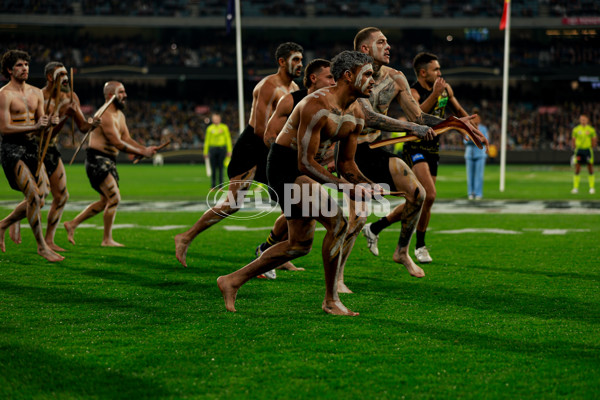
top-left (63, 81), bottom-right (157, 246)
top-left (8, 61), bottom-right (100, 251)
top-left (218, 50), bottom-right (382, 316)
top-left (0, 50), bottom-right (63, 262)
top-left (175, 42), bottom-right (304, 267)
top-left (255, 58), bottom-right (335, 278)
top-left (352, 28), bottom-right (486, 275)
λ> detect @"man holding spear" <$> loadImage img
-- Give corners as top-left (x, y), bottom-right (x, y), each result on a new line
top-left (64, 81), bottom-right (157, 247)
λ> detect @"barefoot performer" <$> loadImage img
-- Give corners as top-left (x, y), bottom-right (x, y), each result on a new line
top-left (175, 42), bottom-right (304, 267)
top-left (7, 61), bottom-right (101, 251)
top-left (217, 51), bottom-right (385, 316)
top-left (0, 50), bottom-right (63, 262)
top-left (63, 81), bottom-right (157, 247)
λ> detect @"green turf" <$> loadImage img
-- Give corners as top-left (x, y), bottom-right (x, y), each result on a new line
top-left (0, 164), bottom-right (599, 399)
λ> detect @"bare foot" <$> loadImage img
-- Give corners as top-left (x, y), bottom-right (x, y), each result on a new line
top-left (38, 247), bottom-right (65, 262)
top-left (217, 275), bottom-right (238, 312)
top-left (64, 221), bottom-right (76, 245)
top-left (393, 249), bottom-right (425, 278)
top-left (46, 241), bottom-right (66, 252)
top-left (174, 233), bottom-right (190, 267)
top-left (276, 261), bottom-right (305, 271)
top-left (101, 239), bottom-right (125, 247)
top-left (337, 281), bottom-right (353, 294)
top-left (322, 299), bottom-right (359, 316)
top-left (9, 222), bottom-right (21, 244)
top-left (0, 227), bottom-right (5, 252)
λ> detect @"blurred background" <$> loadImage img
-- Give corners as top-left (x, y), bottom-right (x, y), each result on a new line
top-left (1, 0), bottom-right (599, 164)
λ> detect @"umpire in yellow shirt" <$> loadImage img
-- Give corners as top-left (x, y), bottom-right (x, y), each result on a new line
top-left (571, 114), bottom-right (597, 195)
top-left (204, 113), bottom-right (233, 188)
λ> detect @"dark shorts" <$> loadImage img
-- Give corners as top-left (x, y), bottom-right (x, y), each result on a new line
top-left (266, 143), bottom-right (304, 219)
top-left (85, 148), bottom-right (119, 195)
top-left (1, 135), bottom-right (39, 191)
top-left (354, 143), bottom-right (403, 191)
top-left (44, 144), bottom-right (62, 177)
top-left (402, 146), bottom-right (440, 177)
top-left (575, 149), bottom-right (593, 165)
top-left (227, 125), bottom-right (269, 185)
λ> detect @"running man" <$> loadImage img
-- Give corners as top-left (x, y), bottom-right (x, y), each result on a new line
top-left (0, 49), bottom-right (63, 262)
top-left (63, 81), bottom-right (157, 246)
top-left (255, 58), bottom-right (335, 278)
top-left (175, 42), bottom-right (304, 267)
top-left (570, 114), bottom-right (596, 195)
top-left (217, 51), bottom-right (382, 316)
top-left (355, 40), bottom-right (483, 266)
top-left (8, 61), bottom-right (100, 251)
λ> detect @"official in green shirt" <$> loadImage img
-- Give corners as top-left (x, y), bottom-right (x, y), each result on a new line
top-left (204, 113), bottom-right (233, 188)
top-left (571, 114), bottom-right (597, 195)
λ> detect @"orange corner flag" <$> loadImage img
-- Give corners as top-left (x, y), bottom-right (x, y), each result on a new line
top-left (500, 0), bottom-right (511, 30)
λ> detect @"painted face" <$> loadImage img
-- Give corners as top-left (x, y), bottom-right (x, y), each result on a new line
top-left (353, 63), bottom-right (375, 97)
top-left (369, 32), bottom-right (390, 65)
top-left (286, 51), bottom-right (303, 77)
top-left (423, 60), bottom-right (442, 86)
top-left (312, 66), bottom-right (335, 90)
top-left (10, 59), bottom-right (29, 82)
top-left (52, 66), bottom-right (70, 91)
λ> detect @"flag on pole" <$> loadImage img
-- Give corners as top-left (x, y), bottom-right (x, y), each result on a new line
top-left (499, 0), bottom-right (510, 30)
top-left (226, 0), bottom-right (235, 34)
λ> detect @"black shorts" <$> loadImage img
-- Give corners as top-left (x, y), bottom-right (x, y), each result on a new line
top-left (227, 125), bottom-right (269, 185)
top-left (44, 144), bottom-right (62, 177)
top-left (1, 135), bottom-right (39, 191)
top-left (354, 143), bottom-right (403, 191)
top-left (575, 149), bottom-right (593, 165)
top-left (402, 147), bottom-right (440, 177)
top-left (85, 148), bottom-right (119, 195)
top-left (266, 144), bottom-right (304, 219)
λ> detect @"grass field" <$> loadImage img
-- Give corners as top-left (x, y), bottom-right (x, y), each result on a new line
top-left (1, 163), bottom-right (599, 399)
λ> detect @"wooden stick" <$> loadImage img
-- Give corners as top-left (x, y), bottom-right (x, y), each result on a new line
top-left (132, 140), bottom-right (171, 164)
top-left (368, 116), bottom-right (484, 150)
top-left (69, 95), bottom-right (116, 165)
top-left (36, 81), bottom-right (62, 176)
top-left (70, 68), bottom-right (75, 146)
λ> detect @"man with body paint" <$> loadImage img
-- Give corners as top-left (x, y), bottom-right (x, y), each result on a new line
top-left (218, 51), bottom-right (383, 316)
top-left (254, 58), bottom-right (335, 278)
top-left (175, 42), bottom-right (304, 268)
top-left (64, 81), bottom-right (157, 247)
top-left (353, 28), bottom-right (486, 272)
top-left (0, 50), bottom-right (63, 262)
top-left (7, 61), bottom-right (101, 252)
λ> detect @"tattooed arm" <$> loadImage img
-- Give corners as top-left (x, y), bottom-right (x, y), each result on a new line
top-left (359, 98), bottom-right (435, 140)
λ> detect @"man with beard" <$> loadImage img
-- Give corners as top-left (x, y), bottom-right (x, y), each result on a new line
top-left (64, 81), bottom-right (157, 247)
top-left (217, 51), bottom-right (382, 316)
top-left (352, 28), bottom-right (485, 276)
top-left (0, 50), bottom-right (63, 262)
top-left (8, 61), bottom-right (100, 251)
top-left (175, 42), bottom-right (304, 267)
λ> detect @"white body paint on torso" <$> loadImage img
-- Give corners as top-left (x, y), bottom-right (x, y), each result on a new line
top-left (300, 109), bottom-right (364, 166)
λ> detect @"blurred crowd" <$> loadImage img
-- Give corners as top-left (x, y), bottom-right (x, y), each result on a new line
top-left (56, 99), bottom-right (599, 155)
top-left (1, 0), bottom-right (597, 18)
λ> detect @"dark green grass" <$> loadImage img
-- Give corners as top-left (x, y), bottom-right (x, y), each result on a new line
top-left (1, 164), bottom-right (599, 399)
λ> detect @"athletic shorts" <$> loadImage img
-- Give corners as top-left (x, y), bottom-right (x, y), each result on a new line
top-left (354, 143), bottom-right (403, 190)
top-left (1, 134), bottom-right (39, 191)
top-left (227, 125), bottom-right (269, 185)
top-left (85, 148), bottom-right (119, 195)
top-left (266, 143), bottom-right (304, 219)
top-left (402, 147), bottom-right (440, 177)
top-left (575, 149), bottom-right (594, 165)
